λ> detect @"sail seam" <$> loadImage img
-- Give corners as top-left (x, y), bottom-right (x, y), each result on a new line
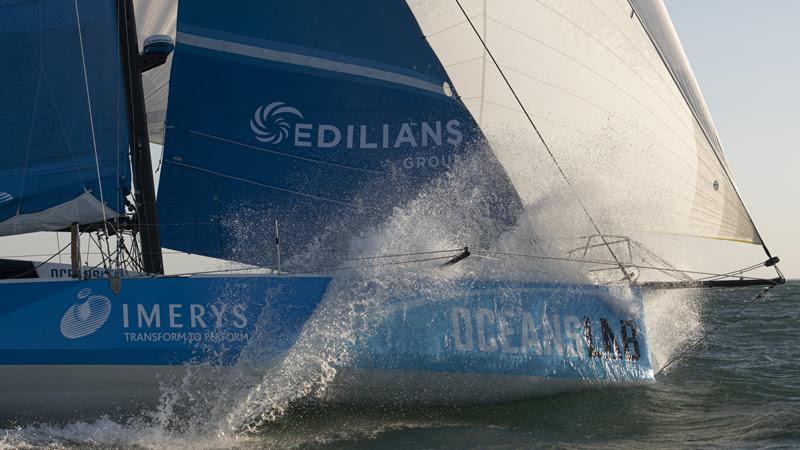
top-left (188, 130), bottom-right (383, 175)
top-left (626, 0), bottom-right (773, 259)
top-left (463, 96), bottom-right (736, 218)
top-left (533, 0), bottom-right (698, 141)
top-left (485, 16), bottom-right (721, 178)
top-left (467, 80), bottom-right (753, 228)
top-left (591, 0), bottom-right (688, 119)
top-left (167, 161), bottom-right (366, 209)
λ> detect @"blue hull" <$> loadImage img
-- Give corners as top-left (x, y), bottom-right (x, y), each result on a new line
top-left (0, 276), bottom-right (328, 366)
top-left (354, 281), bottom-right (652, 382)
top-left (0, 276), bottom-right (652, 416)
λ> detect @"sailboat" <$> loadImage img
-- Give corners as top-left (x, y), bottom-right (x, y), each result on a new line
top-left (0, 0), bottom-right (783, 420)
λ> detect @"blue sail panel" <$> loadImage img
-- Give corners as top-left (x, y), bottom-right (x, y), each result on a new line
top-left (0, 0), bottom-right (131, 235)
top-left (157, 1), bottom-right (521, 267)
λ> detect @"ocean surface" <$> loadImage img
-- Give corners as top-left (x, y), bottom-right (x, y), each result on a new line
top-left (1, 281), bottom-right (797, 449)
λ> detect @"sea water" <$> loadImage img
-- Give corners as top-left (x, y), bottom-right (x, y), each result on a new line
top-left (1, 282), bottom-right (796, 449)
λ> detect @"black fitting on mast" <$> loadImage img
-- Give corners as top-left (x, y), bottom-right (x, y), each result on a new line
top-left (118, 0), bottom-right (163, 275)
top-left (441, 247), bottom-right (471, 267)
top-left (764, 256), bottom-right (780, 267)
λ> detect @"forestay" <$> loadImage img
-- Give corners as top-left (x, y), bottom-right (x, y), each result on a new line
top-left (0, 0), bottom-right (131, 236)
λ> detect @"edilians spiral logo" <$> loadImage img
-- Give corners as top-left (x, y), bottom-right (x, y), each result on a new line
top-left (249, 101), bottom-right (304, 144)
top-left (60, 288), bottom-right (112, 339)
top-left (0, 191), bottom-right (13, 204)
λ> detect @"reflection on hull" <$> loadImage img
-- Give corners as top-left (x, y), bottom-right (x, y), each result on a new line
top-left (326, 369), bottom-right (651, 407)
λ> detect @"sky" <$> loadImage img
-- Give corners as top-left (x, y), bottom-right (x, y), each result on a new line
top-left (665, 0), bottom-right (800, 278)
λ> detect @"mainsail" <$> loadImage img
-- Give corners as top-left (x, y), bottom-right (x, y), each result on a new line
top-left (155, 0), bottom-right (520, 267)
top-left (0, 0), bottom-right (131, 236)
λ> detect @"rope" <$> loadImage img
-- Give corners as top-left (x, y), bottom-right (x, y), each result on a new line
top-left (11, 242), bottom-right (72, 280)
top-left (452, 0), bottom-right (630, 281)
top-left (73, 0), bottom-right (109, 237)
top-left (654, 284), bottom-right (778, 377)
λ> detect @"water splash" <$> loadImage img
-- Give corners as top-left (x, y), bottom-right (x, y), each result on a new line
top-left (0, 141), bottom-right (709, 446)
top-left (219, 155), bottom-right (517, 430)
top-left (643, 288), bottom-right (704, 373)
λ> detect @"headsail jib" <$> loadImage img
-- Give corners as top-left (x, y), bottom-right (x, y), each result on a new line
top-left (407, 0), bottom-right (770, 253)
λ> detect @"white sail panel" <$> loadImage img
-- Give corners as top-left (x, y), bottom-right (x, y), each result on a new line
top-left (134, 0), bottom-right (177, 144)
top-left (630, 0), bottom-right (726, 167)
top-left (407, 0), bottom-right (760, 244)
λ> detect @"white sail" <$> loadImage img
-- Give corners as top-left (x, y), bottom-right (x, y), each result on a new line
top-left (407, 0), bottom-right (760, 245)
top-left (134, 0), bottom-right (177, 144)
top-left (630, 0), bottom-right (727, 167)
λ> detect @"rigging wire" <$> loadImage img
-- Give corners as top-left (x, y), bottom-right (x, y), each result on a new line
top-left (475, 250), bottom-right (776, 283)
top-left (114, 36), bottom-right (122, 273)
top-left (120, 244), bottom-right (777, 285)
top-left (55, 233), bottom-right (63, 264)
top-left (451, 0), bottom-right (631, 281)
top-left (654, 284), bottom-right (778, 377)
top-left (5, 237), bottom-right (774, 286)
top-left (73, 0), bottom-right (110, 239)
top-left (10, 242), bottom-right (71, 280)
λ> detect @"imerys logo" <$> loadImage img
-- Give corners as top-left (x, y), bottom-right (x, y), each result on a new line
top-left (0, 192), bottom-right (13, 204)
top-left (250, 101), bottom-right (304, 144)
top-left (60, 288), bottom-right (111, 339)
